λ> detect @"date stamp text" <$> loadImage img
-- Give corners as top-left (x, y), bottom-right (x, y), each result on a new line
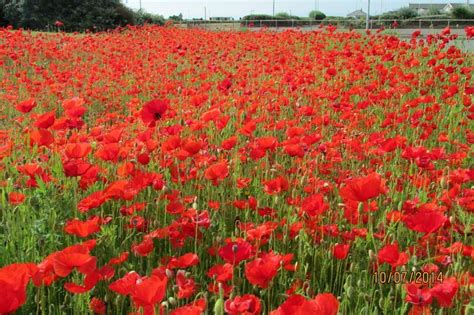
top-left (373, 271), bottom-right (443, 286)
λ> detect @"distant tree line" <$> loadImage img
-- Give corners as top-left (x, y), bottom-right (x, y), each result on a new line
top-left (242, 5), bottom-right (473, 24)
top-left (376, 6), bottom-right (474, 20)
top-left (0, 0), bottom-right (165, 31)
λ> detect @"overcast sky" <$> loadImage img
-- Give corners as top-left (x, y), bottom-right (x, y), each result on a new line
top-left (123, 1), bottom-right (468, 19)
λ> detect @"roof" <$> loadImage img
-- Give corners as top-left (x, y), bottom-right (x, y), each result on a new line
top-left (451, 3), bottom-right (474, 8)
top-left (409, 3), bottom-right (445, 10)
top-left (347, 9), bottom-right (367, 17)
top-left (409, 3), bottom-right (474, 10)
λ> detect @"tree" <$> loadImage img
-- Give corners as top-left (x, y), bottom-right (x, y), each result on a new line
top-left (135, 9), bottom-right (165, 25)
top-left (309, 10), bottom-right (326, 20)
top-left (396, 7), bottom-right (418, 19)
top-left (451, 6), bottom-right (474, 19)
top-left (169, 13), bottom-right (183, 21)
top-left (275, 12), bottom-right (291, 19)
top-left (380, 7), bottom-right (417, 20)
top-left (427, 7), bottom-right (442, 16)
top-left (0, 0), bottom-right (139, 31)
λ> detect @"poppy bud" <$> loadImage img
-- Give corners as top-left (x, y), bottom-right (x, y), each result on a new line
top-left (168, 297), bottom-right (177, 306)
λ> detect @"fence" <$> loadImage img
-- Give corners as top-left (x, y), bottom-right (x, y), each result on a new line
top-left (177, 19), bottom-right (473, 31)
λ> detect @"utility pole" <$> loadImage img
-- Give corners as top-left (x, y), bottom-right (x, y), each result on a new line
top-left (273, 0), bottom-right (275, 16)
top-left (139, 0), bottom-right (142, 11)
top-left (366, 0), bottom-right (371, 30)
top-left (204, 6), bottom-right (207, 20)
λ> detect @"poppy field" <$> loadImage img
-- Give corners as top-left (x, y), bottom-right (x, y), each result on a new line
top-left (0, 25), bottom-right (473, 314)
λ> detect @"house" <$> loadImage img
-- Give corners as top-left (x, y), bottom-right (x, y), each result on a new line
top-left (408, 3), bottom-right (474, 15)
top-left (347, 9), bottom-right (367, 19)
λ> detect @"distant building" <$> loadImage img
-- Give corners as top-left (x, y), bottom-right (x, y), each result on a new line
top-left (209, 17), bottom-right (235, 21)
top-left (347, 9), bottom-right (367, 19)
top-left (408, 3), bottom-right (474, 15)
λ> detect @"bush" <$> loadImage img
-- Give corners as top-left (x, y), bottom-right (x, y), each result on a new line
top-left (169, 14), bottom-right (183, 22)
top-left (309, 10), bottom-right (326, 20)
top-left (0, 3), bottom-right (7, 27)
top-left (1, 0), bottom-right (22, 28)
top-left (242, 14), bottom-right (309, 27)
top-left (242, 14), bottom-right (277, 21)
top-left (0, 0), bottom-right (149, 31)
top-left (380, 7), bottom-right (418, 20)
top-left (452, 7), bottom-right (474, 19)
top-left (135, 10), bottom-right (165, 26)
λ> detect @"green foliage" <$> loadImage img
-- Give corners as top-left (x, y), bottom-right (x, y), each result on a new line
top-left (0, 0), bottom-right (155, 31)
top-left (309, 10), bottom-right (326, 20)
top-left (427, 7), bottom-right (442, 16)
top-left (168, 13), bottom-right (183, 21)
top-left (451, 6), bottom-right (474, 19)
top-left (275, 12), bottom-right (298, 20)
top-left (242, 14), bottom-right (279, 21)
top-left (1, 0), bottom-right (22, 27)
top-left (135, 9), bottom-right (165, 26)
top-left (380, 7), bottom-right (418, 20)
top-left (0, 3), bottom-right (6, 27)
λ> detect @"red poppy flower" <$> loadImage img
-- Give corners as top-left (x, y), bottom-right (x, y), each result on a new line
top-left (108, 252), bottom-right (129, 266)
top-left (301, 193), bottom-right (328, 217)
top-left (377, 243), bottom-right (409, 268)
top-left (63, 160), bottom-right (93, 177)
top-left (29, 129), bottom-right (54, 147)
top-left (16, 99), bottom-right (37, 113)
top-left (53, 248), bottom-right (97, 278)
top-left (131, 237), bottom-right (154, 257)
top-left (0, 263), bottom-right (37, 314)
top-left (62, 97), bottom-right (87, 118)
top-left (77, 191), bottom-right (107, 213)
top-left (219, 239), bottom-right (253, 265)
top-left (339, 173), bottom-right (387, 202)
top-left (405, 283), bottom-right (432, 306)
top-left (271, 293), bottom-right (339, 315)
top-left (170, 298), bottom-right (206, 315)
top-left (95, 143), bottom-right (120, 162)
top-left (34, 111), bottom-right (56, 128)
top-left (403, 210), bottom-right (447, 235)
top-left (167, 253), bottom-right (200, 269)
top-left (225, 294), bottom-right (262, 315)
top-left (175, 270), bottom-right (196, 299)
top-left (90, 297), bottom-right (106, 314)
top-left (131, 274), bottom-right (168, 307)
top-left (141, 99), bottom-right (169, 127)
top-left (207, 263), bottom-right (233, 282)
top-left (222, 136), bottom-right (237, 150)
top-left (109, 271), bottom-right (140, 296)
top-left (204, 161), bottom-right (229, 185)
top-left (430, 277), bottom-right (459, 307)
top-left (263, 176), bottom-right (289, 195)
top-left (313, 293), bottom-right (340, 315)
top-left (9, 192), bottom-right (26, 205)
top-left (166, 200), bottom-right (185, 215)
top-left (65, 143), bottom-right (92, 159)
top-left (64, 217), bottom-right (101, 238)
top-left (244, 252), bottom-right (281, 289)
top-left (333, 243), bottom-right (350, 260)
top-left (64, 270), bottom-right (101, 294)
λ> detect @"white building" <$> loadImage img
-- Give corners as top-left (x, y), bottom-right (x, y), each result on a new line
top-left (347, 9), bottom-right (367, 19)
top-left (408, 2), bottom-right (474, 15)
